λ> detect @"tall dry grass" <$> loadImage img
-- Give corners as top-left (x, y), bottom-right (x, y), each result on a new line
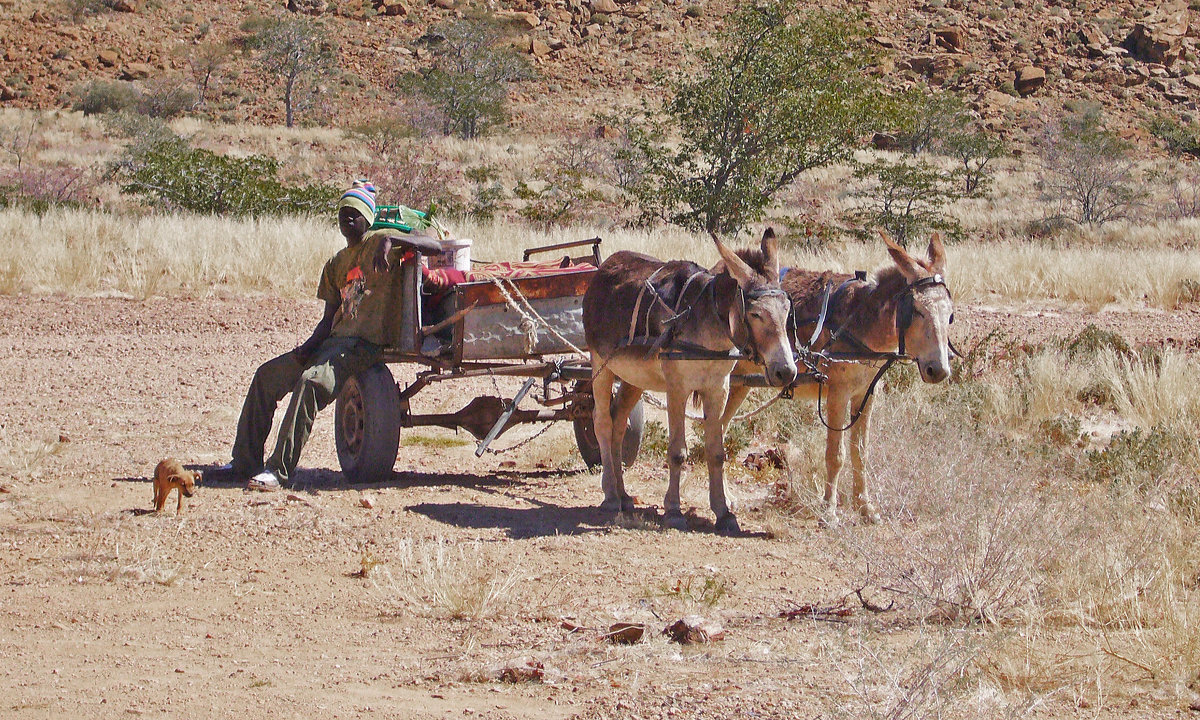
top-left (0, 207), bottom-right (337, 298)
top-left (767, 336), bottom-right (1200, 704)
top-left (3, 207), bottom-right (1200, 309)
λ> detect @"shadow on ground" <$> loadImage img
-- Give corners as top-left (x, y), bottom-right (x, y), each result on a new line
top-left (406, 496), bottom-right (624, 539)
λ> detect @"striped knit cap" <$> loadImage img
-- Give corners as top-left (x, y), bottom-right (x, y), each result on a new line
top-left (337, 180), bottom-right (377, 226)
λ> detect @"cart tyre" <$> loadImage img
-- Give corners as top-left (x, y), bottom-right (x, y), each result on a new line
top-left (574, 383), bottom-right (644, 470)
top-left (335, 363), bottom-right (401, 484)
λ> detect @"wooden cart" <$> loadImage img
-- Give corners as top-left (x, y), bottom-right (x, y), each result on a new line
top-left (333, 237), bottom-right (645, 483)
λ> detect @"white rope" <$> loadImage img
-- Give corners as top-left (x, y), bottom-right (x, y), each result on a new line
top-left (487, 275), bottom-right (588, 358)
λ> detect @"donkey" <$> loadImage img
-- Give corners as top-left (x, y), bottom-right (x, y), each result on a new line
top-left (583, 229), bottom-right (797, 534)
top-left (721, 232), bottom-right (954, 526)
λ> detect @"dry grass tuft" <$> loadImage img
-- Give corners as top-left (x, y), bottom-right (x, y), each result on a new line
top-left (0, 427), bottom-right (65, 481)
top-left (373, 537), bottom-right (521, 620)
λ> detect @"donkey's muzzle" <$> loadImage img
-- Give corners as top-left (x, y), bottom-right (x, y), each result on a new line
top-left (768, 362), bottom-right (798, 388)
top-left (921, 362), bottom-right (950, 384)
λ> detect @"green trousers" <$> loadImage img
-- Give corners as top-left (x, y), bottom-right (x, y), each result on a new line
top-left (232, 336), bottom-right (383, 483)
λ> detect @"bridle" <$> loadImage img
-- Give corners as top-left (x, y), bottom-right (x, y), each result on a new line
top-left (894, 273), bottom-right (954, 357)
top-left (730, 285), bottom-right (789, 365)
top-left (807, 271), bottom-right (955, 432)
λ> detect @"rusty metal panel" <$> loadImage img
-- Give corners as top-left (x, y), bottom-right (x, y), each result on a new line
top-left (382, 259), bottom-right (421, 353)
top-left (461, 294), bottom-right (586, 359)
top-left (456, 269), bottom-right (595, 307)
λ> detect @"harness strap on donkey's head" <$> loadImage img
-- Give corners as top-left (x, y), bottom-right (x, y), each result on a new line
top-left (893, 273), bottom-right (954, 356)
top-left (626, 266), bottom-right (787, 363)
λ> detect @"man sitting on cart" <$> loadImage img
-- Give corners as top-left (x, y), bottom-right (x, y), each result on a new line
top-left (213, 180), bottom-right (413, 491)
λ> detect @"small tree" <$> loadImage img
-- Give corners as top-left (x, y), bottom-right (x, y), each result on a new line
top-left (849, 157), bottom-right (964, 246)
top-left (1038, 109), bottom-right (1145, 226)
top-left (895, 89), bottom-right (970, 155)
top-left (943, 129), bottom-right (1004, 196)
top-left (248, 16), bottom-right (338, 128)
top-left (623, 2), bottom-right (893, 233)
top-left (177, 40), bottom-right (235, 109)
top-left (399, 16), bottom-right (532, 139)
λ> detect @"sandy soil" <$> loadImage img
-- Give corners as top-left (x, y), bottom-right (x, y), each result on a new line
top-left (1, 295), bottom-right (1197, 719)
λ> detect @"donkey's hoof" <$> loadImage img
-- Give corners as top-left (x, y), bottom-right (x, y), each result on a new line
top-left (663, 510), bottom-right (689, 531)
top-left (817, 509), bottom-right (840, 529)
top-left (600, 497), bottom-right (624, 513)
top-left (714, 513), bottom-right (741, 536)
top-left (854, 497), bottom-right (881, 525)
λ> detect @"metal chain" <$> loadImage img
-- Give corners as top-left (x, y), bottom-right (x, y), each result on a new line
top-left (483, 419), bottom-right (557, 454)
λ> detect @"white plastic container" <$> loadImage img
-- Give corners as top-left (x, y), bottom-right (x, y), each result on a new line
top-left (428, 238), bottom-right (472, 273)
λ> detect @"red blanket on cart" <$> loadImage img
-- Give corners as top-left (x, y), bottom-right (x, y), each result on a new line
top-left (423, 258), bottom-right (595, 293)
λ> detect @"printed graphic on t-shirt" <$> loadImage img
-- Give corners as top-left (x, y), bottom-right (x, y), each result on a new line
top-left (340, 266), bottom-right (369, 319)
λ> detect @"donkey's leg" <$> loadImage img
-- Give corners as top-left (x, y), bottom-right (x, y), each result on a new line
top-left (592, 363), bottom-right (622, 512)
top-left (718, 384), bottom-right (750, 431)
top-left (609, 382), bottom-right (645, 512)
top-left (703, 384), bottom-right (739, 535)
top-left (821, 384), bottom-right (851, 528)
top-left (662, 385), bottom-right (690, 531)
top-left (848, 391), bottom-right (881, 524)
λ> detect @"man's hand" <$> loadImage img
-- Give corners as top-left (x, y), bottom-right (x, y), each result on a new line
top-left (373, 237), bottom-right (396, 273)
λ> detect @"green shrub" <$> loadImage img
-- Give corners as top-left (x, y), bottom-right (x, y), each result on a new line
top-left (112, 138), bottom-right (338, 216)
top-left (1085, 426), bottom-right (1191, 489)
top-left (847, 156), bottom-right (965, 246)
top-left (398, 15), bottom-right (532, 139)
top-left (72, 80), bottom-right (140, 115)
top-left (1149, 114), bottom-right (1200, 157)
top-left (1059, 323), bottom-right (1131, 359)
top-left (136, 78), bottom-right (197, 119)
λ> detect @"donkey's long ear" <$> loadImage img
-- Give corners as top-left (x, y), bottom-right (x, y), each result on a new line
top-left (711, 232), bottom-right (755, 286)
top-left (760, 227), bottom-right (780, 279)
top-left (879, 230), bottom-right (923, 281)
top-left (926, 232), bottom-right (947, 275)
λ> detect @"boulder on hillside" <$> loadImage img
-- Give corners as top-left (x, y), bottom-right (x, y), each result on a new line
top-left (98, 49), bottom-right (120, 67)
top-left (110, 0), bottom-right (138, 11)
top-left (1015, 65), bottom-right (1046, 96)
top-left (1122, 1), bottom-right (1189, 66)
top-left (590, 0), bottom-right (619, 14)
top-left (1077, 24), bottom-right (1107, 58)
top-left (287, 0), bottom-right (328, 14)
top-left (378, 0), bottom-right (408, 16)
top-left (120, 62), bottom-right (153, 80)
top-left (932, 25), bottom-right (965, 53)
top-left (528, 38), bottom-right (551, 56)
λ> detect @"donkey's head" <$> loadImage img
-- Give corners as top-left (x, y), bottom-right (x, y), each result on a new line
top-left (881, 232), bottom-right (953, 384)
top-left (712, 228), bottom-right (798, 387)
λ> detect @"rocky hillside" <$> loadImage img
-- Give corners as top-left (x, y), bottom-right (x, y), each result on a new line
top-left (0, 0), bottom-right (1197, 144)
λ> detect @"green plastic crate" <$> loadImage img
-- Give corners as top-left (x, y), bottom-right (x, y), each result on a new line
top-left (371, 205), bottom-right (428, 233)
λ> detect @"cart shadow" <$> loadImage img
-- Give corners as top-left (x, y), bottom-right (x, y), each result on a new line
top-left (406, 497), bottom-right (620, 539)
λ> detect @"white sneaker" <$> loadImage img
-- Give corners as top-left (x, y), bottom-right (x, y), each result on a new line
top-left (247, 469), bottom-right (282, 492)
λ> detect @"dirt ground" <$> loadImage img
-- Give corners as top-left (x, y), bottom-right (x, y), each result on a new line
top-left (2, 294), bottom-right (1199, 719)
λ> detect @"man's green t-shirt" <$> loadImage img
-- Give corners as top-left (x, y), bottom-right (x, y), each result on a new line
top-left (317, 230), bottom-right (405, 347)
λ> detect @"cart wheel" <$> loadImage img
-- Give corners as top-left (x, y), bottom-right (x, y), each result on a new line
top-left (335, 364), bottom-right (401, 484)
top-left (573, 383), bottom-right (645, 470)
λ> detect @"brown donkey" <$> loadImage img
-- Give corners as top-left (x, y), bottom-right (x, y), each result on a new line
top-left (722, 232), bottom-right (953, 526)
top-left (583, 229), bottom-right (797, 534)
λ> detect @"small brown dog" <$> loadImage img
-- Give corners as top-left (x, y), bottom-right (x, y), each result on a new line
top-left (152, 458), bottom-right (199, 515)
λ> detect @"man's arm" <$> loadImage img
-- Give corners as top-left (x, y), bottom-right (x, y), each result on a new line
top-left (294, 299), bottom-right (339, 362)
